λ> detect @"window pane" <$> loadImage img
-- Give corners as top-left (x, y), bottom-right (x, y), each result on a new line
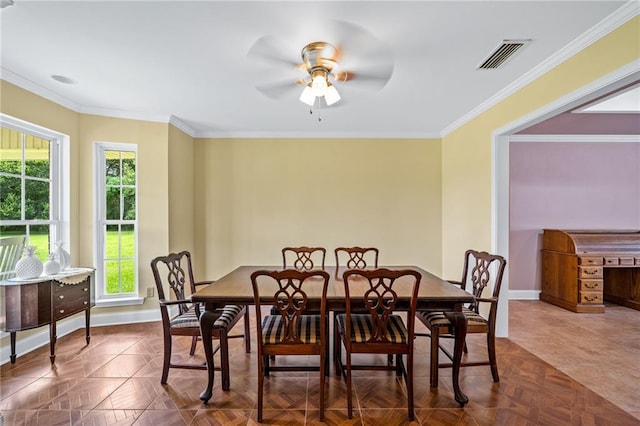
top-left (122, 153), bottom-right (136, 185)
top-left (105, 224), bottom-right (120, 258)
top-left (120, 259), bottom-right (135, 293)
top-left (28, 225), bottom-right (50, 263)
top-left (105, 260), bottom-right (121, 294)
top-left (121, 224), bottom-right (135, 258)
top-left (25, 135), bottom-right (50, 179)
top-left (105, 151), bottom-right (121, 185)
top-left (25, 179), bottom-right (49, 220)
top-left (123, 188), bottom-right (135, 220)
top-left (0, 127), bottom-right (21, 166)
top-left (0, 176), bottom-right (22, 220)
top-left (106, 187), bottom-right (121, 220)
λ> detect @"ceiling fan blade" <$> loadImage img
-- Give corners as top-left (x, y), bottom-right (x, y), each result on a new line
top-left (247, 35), bottom-right (300, 69)
top-left (334, 64), bottom-right (394, 90)
top-left (255, 79), bottom-right (302, 100)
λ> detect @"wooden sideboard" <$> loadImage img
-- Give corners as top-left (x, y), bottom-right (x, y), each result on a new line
top-left (540, 229), bottom-right (640, 313)
top-left (0, 268), bottom-right (95, 363)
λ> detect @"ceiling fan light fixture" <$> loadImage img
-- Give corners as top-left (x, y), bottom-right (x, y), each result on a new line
top-left (324, 84), bottom-right (340, 106)
top-left (311, 69), bottom-right (328, 96)
top-left (299, 84), bottom-right (316, 106)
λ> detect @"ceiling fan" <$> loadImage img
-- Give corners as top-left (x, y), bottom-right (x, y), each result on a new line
top-left (248, 20), bottom-right (394, 111)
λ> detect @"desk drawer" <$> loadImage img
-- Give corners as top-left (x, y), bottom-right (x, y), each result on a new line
top-left (55, 297), bottom-right (90, 320)
top-left (635, 257), bottom-right (640, 265)
top-left (578, 266), bottom-right (603, 279)
top-left (580, 292), bottom-right (603, 304)
top-left (578, 257), bottom-right (603, 266)
top-left (619, 257), bottom-right (635, 266)
top-left (579, 279), bottom-right (603, 291)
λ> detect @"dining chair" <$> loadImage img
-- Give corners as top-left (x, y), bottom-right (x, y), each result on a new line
top-left (416, 249), bottom-right (506, 387)
top-left (150, 251), bottom-right (250, 389)
top-left (250, 268), bottom-right (330, 422)
top-left (282, 246), bottom-right (326, 270)
top-left (334, 246), bottom-right (379, 272)
top-left (335, 268), bottom-right (421, 420)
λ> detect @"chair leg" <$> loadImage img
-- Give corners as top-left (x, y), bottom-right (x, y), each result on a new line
top-left (257, 350), bottom-right (264, 422)
top-left (407, 350), bottom-right (415, 421)
top-left (430, 328), bottom-right (440, 388)
top-left (219, 330), bottom-right (231, 391)
top-left (189, 336), bottom-right (198, 356)
top-left (161, 333), bottom-right (172, 384)
top-left (243, 307), bottom-right (251, 353)
top-left (346, 349), bottom-right (353, 419)
top-left (320, 346), bottom-right (326, 421)
top-left (487, 331), bottom-right (499, 382)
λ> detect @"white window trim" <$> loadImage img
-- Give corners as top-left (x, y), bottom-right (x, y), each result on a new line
top-left (93, 141), bottom-right (142, 307)
top-left (0, 113), bottom-right (70, 255)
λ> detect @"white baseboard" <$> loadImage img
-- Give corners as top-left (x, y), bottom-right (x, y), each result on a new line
top-left (0, 308), bottom-right (160, 366)
top-left (509, 290), bottom-right (541, 300)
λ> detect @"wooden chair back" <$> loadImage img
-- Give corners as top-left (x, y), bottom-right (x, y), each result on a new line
top-left (459, 249), bottom-right (507, 315)
top-left (334, 246), bottom-right (379, 270)
top-left (281, 246), bottom-right (326, 271)
top-left (150, 250), bottom-right (198, 317)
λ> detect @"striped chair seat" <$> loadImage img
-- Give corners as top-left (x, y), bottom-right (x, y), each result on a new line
top-left (336, 313), bottom-right (409, 344)
top-left (171, 304), bottom-right (244, 329)
top-left (261, 315), bottom-right (322, 344)
top-left (417, 307), bottom-right (487, 329)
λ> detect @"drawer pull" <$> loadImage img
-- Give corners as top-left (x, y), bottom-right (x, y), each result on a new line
top-left (584, 269), bottom-right (598, 275)
top-left (83, 288), bottom-right (88, 292)
top-left (83, 301), bottom-right (88, 305)
top-left (59, 309), bottom-right (65, 314)
top-left (584, 296), bottom-right (598, 302)
top-left (58, 295), bottom-right (64, 300)
top-left (585, 283), bottom-right (598, 289)
top-left (58, 283), bottom-right (64, 288)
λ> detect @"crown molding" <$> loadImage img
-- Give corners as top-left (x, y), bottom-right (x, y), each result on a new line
top-left (441, 0), bottom-right (640, 137)
top-left (168, 115), bottom-right (196, 137)
top-left (192, 130), bottom-right (442, 139)
top-left (79, 105), bottom-right (171, 125)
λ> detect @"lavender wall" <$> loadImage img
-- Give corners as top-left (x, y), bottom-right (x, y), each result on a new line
top-left (509, 141), bottom-right (640, 292)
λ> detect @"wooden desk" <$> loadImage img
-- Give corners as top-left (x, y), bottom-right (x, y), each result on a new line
top-left (541, 229), bottom-right (640, 313)
top-left (0, 268), bottom-right (95, 363)
top-left (191, 265), bottom-right (475, 407)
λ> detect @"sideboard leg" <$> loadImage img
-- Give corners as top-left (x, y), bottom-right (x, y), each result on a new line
top-left (49, 322), bottom-right (56, 364)
top-left (10, 332), bottom-right (17, 364)
top-left (85, 308), bottom-right (91, 344)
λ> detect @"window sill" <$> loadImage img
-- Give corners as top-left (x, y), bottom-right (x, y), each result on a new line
top-left (95, 297), bottom-right (144, 308)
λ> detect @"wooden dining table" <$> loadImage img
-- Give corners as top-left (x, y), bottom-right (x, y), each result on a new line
top-left (191, 265), bottom-right (475, 407)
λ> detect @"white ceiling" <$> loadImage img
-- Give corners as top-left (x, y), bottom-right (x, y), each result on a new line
top-left (0, 0), bottom-right (635, 138)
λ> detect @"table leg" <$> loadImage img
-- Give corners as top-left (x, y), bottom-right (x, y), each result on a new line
top-left (198, 309), bottom-right (218, 403)
top-left (49, 321), bottom-right (57, 364)
top-left (445, 311), bottom-right (469, 407)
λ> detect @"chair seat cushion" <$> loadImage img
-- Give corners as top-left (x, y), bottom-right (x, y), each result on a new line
top-left (417, 307), bottom-right (487, 329)
top-left (171, 305), bottom-right (243, 329)
top-left (336, 313), bottom-right (409, 344)
top-left (261, 314), bottom-right (322, 344)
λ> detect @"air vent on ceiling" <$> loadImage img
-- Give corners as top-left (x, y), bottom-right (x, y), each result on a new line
top-left (477, 39), bottom-right (531, 69)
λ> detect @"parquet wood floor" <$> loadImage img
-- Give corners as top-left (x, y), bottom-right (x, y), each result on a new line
top-left (1, 301), bottom-right (638, 425)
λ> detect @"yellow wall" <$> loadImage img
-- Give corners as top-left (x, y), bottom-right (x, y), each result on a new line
top-left (193, 138), bottom-right (442, 279)
top-left (168, 125), bottom-right (195, 268)
top-left (441, 16), bottom-right (640, 278)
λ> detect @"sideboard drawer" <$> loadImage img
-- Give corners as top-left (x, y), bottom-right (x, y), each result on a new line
top-left (580, 292), bottom-right (603, 304)
top-left (604, 257), bottom-right (620, 266)
top-left (578, 257), bottom-right (603, 266)
top-left (578, 266), bottom-right (603, 279)
top-left (55, 298), bottom-right (90, 320)
top-left (579, 279), bottom-right (603, 291)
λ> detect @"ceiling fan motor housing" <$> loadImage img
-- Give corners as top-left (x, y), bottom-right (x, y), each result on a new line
top-left (301, 41), bottom-right (338, 74)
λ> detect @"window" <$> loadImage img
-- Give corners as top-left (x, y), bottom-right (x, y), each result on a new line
top-left (94, 142), bottom-right (141, 305)
top-left (0, 114), bottom-right (69, 263)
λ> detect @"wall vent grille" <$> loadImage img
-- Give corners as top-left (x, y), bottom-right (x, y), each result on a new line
top-left (477, 40), bottom-right (531, 69)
